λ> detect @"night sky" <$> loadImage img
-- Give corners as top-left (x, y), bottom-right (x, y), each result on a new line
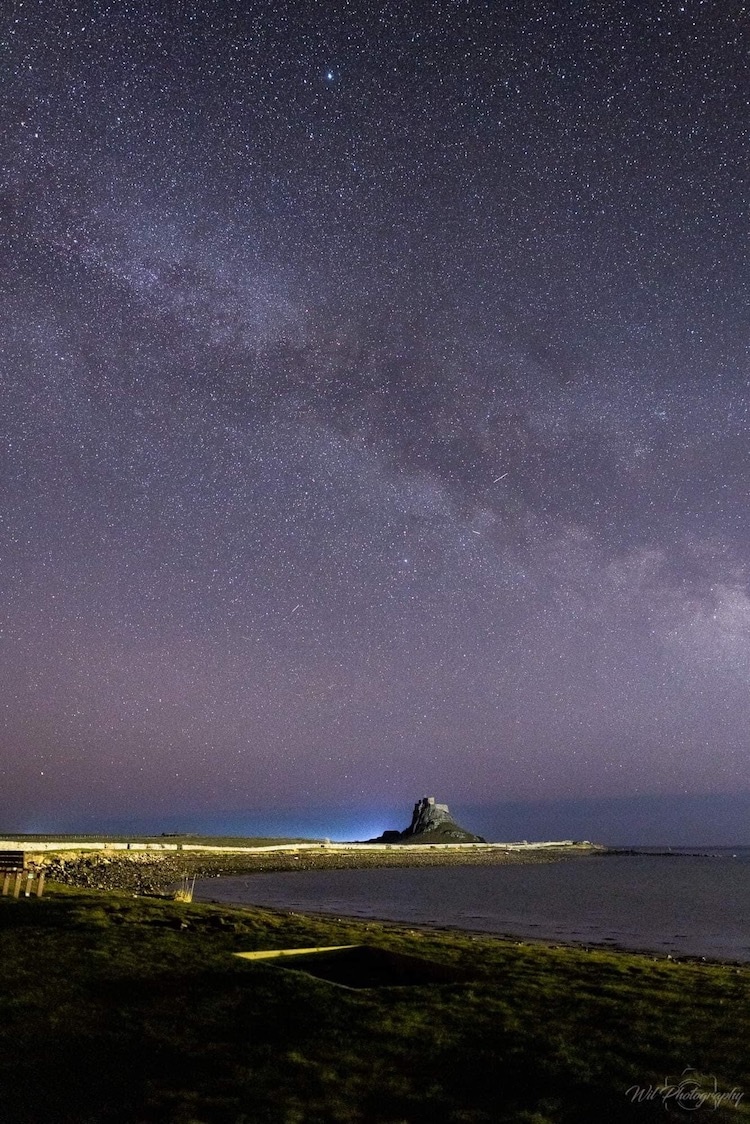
top-left (2, 0), bottom-right (747, 841)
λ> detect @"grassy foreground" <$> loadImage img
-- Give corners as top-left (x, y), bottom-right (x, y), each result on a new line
top-left (0, 887), bottom-right (748, 1123)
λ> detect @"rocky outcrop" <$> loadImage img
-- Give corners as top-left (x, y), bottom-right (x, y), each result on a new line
top-left (405, 797), bottom-right (457, 836)
top-left (369, 797), bottom-right (487, 844)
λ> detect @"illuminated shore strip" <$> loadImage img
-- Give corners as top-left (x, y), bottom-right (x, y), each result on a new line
top-left (0, 839), bottom-right (586, 854)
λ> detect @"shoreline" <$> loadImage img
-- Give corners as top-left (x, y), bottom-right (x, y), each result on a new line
top-left (197, 896), bottom-right (750, 971)
top-left (190, 850), bottom-right (750, 968)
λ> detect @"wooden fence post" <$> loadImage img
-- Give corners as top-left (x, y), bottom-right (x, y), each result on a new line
top-left (0, 868), bottom-right (45, 898)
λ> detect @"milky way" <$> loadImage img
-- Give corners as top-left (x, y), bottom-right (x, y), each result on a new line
top-left (1, 0), bottom-right (747, 835)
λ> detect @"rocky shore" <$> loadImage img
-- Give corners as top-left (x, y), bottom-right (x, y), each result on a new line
top-left (38, 844), bottom-right (601, 895)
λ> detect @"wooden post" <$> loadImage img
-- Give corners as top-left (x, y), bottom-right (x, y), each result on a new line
top-left (13, 871), bottom-right (23, 898)
top-left (2, 871), bottom-right (10, 896)
top-left (36, 870), bottom-right (45, 898)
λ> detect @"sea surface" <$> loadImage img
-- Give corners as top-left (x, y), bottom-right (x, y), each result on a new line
top-left (193, 847), bottom-right (750, 962)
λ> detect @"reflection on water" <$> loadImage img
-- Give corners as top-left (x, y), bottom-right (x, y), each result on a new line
top-left (194, 850), bottom-right (750, 961)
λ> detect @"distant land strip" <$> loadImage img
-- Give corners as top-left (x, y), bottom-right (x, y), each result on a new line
top-left (0, 837), bottom-right (605, 894)
top-left (0, 837), bottom-right (595, 854)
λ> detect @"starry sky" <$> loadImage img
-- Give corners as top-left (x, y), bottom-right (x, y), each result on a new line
top-left (1, 0), bottom-right (748, 841)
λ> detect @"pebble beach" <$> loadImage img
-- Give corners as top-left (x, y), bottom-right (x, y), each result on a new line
top-left (37, 842), bottom-right (602, 895)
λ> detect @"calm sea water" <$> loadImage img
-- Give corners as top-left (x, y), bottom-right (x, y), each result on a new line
top-left (193, 848), bottom-right (750, 962)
